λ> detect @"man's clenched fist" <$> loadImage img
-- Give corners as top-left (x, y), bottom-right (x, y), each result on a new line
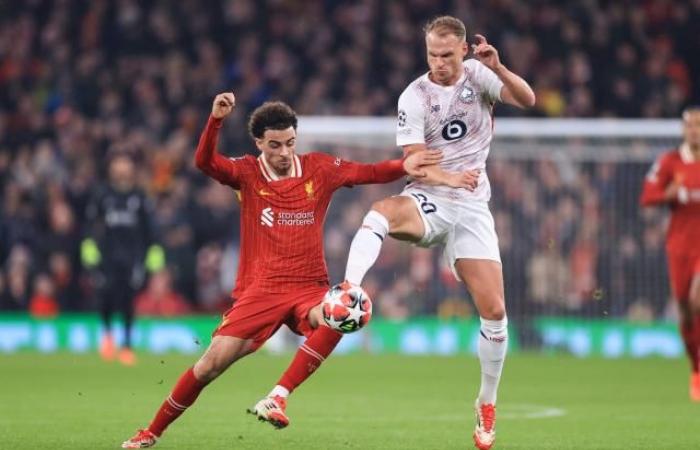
top-left (212, 92), bottom-right (235, 119)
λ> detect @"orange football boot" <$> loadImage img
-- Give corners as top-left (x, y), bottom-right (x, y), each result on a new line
top-left (247, 395), bottom-right (290, 429)
top-left (121, 429), bottom-right (157, 448)
top-left (100, 334), bottom-right (116, 361)
top-left (473, 401), bottom-right (496, 450)
top-left (691, 373), bottom-right (700, 402)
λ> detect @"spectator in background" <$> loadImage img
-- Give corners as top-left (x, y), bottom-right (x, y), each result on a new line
top-left (135, 269), bottom-right (192, 317)
top-left (0, 0), bottom-right (698, 327)
top-left (29, 273), bottom-right (59, 318)
top-left (82, 154), bottom-right (164, 366)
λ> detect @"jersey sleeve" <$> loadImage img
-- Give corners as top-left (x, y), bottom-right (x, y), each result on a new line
top-left (194, 116), bottom-right (246, 189)
top-left (469, 59), bottom-right (503, 103)
top-left (640, 153), bottom-right (674, 206)
top-left (396, 86), bottom-right (426, 147)
top-left (311, 153), bottom-right (406, 189)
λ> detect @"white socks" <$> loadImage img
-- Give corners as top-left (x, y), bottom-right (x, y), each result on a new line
top-left (344, 211), bottom-right (389, 285)
top-left (268, 385), bottom-right (290, 399)
top-left (477, 316), bottom-right (508, 405)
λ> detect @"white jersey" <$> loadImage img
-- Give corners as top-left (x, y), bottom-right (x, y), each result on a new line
top-left (396, 59), bottom-right (503, 201)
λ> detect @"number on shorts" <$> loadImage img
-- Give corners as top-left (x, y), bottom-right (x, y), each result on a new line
top-left (411, 193), bottom-right (437, 214)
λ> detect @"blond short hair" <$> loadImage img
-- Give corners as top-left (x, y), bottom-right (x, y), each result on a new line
top-left (682, 106), bottom-right (700, 122)
top-left (423, 16), bottom-right (467, 41)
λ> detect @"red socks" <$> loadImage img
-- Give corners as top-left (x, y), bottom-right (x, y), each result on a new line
top-left (148, 367), bottom-right (207, 436)
top-left (277, 326), bottom-right (342, 393)
top-left (146, 327), bottom-right (340, 436)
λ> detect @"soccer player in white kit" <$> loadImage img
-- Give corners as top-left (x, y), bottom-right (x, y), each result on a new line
top-left (341, 16), bottom-right (535, 450)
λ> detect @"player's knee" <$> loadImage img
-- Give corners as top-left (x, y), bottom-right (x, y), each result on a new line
top-left (193, 355), bottom-right (226, 382)
top-left (690, 298), bottom-right (700, 315)
top-left (370, 199), bottom-right (393, 218)
top-left (371, 198), bottom-right (411, 231)
top-left (479, 299), bottom-right (506, 321)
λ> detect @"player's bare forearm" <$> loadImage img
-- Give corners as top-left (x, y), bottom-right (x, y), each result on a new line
top-left (420, 165), bottom-right (480, 190)
top-left (401, 143), bottom-right (477, 189)
top-left (493, 64), bottom-right (536, 109)
top-left (472, 34), bottom-right (535, 109)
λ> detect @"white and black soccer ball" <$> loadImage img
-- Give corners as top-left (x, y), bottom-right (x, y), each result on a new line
top-left (321, 282), bottom-right (372, 333)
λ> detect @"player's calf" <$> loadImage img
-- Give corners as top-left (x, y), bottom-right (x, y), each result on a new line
top-left (689, 275), bottom-right (700, 314)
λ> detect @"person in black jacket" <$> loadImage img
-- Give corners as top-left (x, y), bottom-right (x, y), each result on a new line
top-left (82, 153), bottom-right (163, 365)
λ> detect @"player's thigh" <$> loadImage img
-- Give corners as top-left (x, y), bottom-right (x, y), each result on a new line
top-left (667, 252), bottom-right (693, 302)
top-left (288, 285), bottom-right (329, 333)
top-left (194, 335), bottom-right (255, 382)
top-left (454, 258), bottom-right (506, 320)
top-left (212, 296), bottom-right (289, 356)
top-left (446, 202), bottom-right (504, 319)
top-left (390, 189), bottom-right (456, 246)
top-left (371, 195), bottom-right (425, 242)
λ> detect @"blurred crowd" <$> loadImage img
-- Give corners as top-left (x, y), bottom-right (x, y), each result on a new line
top-left (321, 149), bottom-right (672, 323)
top-left (0, 0), bottom-right (694, 320)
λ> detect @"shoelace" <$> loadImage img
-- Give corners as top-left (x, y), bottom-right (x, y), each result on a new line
top-left (479, 404), bottom-right (495, 432)
top-left (262, 398), bottom-right (284, 412)
top-left (134, 430), bottom-right (154, 442)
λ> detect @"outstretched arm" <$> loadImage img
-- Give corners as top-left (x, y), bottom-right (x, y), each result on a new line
top-left (472, 34), bottom-right (536, 109)
top-left (403, 144), bottom-right (480, 190)
top-left (338, 149), bottom-right (443, 186)
top-left (194, 92), bottom-right (242, 186)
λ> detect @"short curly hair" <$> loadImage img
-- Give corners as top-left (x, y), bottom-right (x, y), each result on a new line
top-left (248, 101), bottom-right (298, 139)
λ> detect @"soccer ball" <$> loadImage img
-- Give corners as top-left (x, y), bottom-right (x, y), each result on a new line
top-left (321, 282), bottom-right (372, 333)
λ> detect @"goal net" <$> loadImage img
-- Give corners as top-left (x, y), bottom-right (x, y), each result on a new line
top-left (298, 116), bottom-right (682, 350)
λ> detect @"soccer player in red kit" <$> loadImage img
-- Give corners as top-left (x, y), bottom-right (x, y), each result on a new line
top-left (640, 107), bottom-right (700, 402)
top-left (121, 92), bottom-right (444, 448)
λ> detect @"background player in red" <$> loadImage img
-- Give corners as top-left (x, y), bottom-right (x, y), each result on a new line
top-left (121, 92), bottom-right (444, 448)
top-left (640, 107), bottom-right (700, 402)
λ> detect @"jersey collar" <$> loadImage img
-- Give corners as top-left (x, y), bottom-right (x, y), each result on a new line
top-left (679, 144), bottom-right (696, 163)
top-left (257, 154), bottom-right (302, 182)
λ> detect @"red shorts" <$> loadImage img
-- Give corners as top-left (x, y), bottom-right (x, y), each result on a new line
top-left (212, 284), bottom-right (328, 351)
top-left (667, 251), bottom-right (700, 302)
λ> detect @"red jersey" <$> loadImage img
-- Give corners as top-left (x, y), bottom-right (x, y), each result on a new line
top-left (195, 116), bottom-right (406, 297)
top-left (640, 145), bottom-right (700, 255)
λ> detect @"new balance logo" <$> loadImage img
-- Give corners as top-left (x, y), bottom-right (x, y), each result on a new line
top-left (260, 207), bottom-right (274, 227)
top-left (480, 330), bottom-right (507, 343)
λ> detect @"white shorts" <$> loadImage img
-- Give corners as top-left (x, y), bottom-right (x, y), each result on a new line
top-left (400, 187), bottom-right (501, 277)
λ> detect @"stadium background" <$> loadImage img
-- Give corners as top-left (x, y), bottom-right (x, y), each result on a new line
top-left (0, 0), bottom-right (699, 357)
top-left (4, 2), bottom-right (700, 449)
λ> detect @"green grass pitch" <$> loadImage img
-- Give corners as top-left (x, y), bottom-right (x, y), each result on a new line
top-left (1, 352), bottom-right (698, 449)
